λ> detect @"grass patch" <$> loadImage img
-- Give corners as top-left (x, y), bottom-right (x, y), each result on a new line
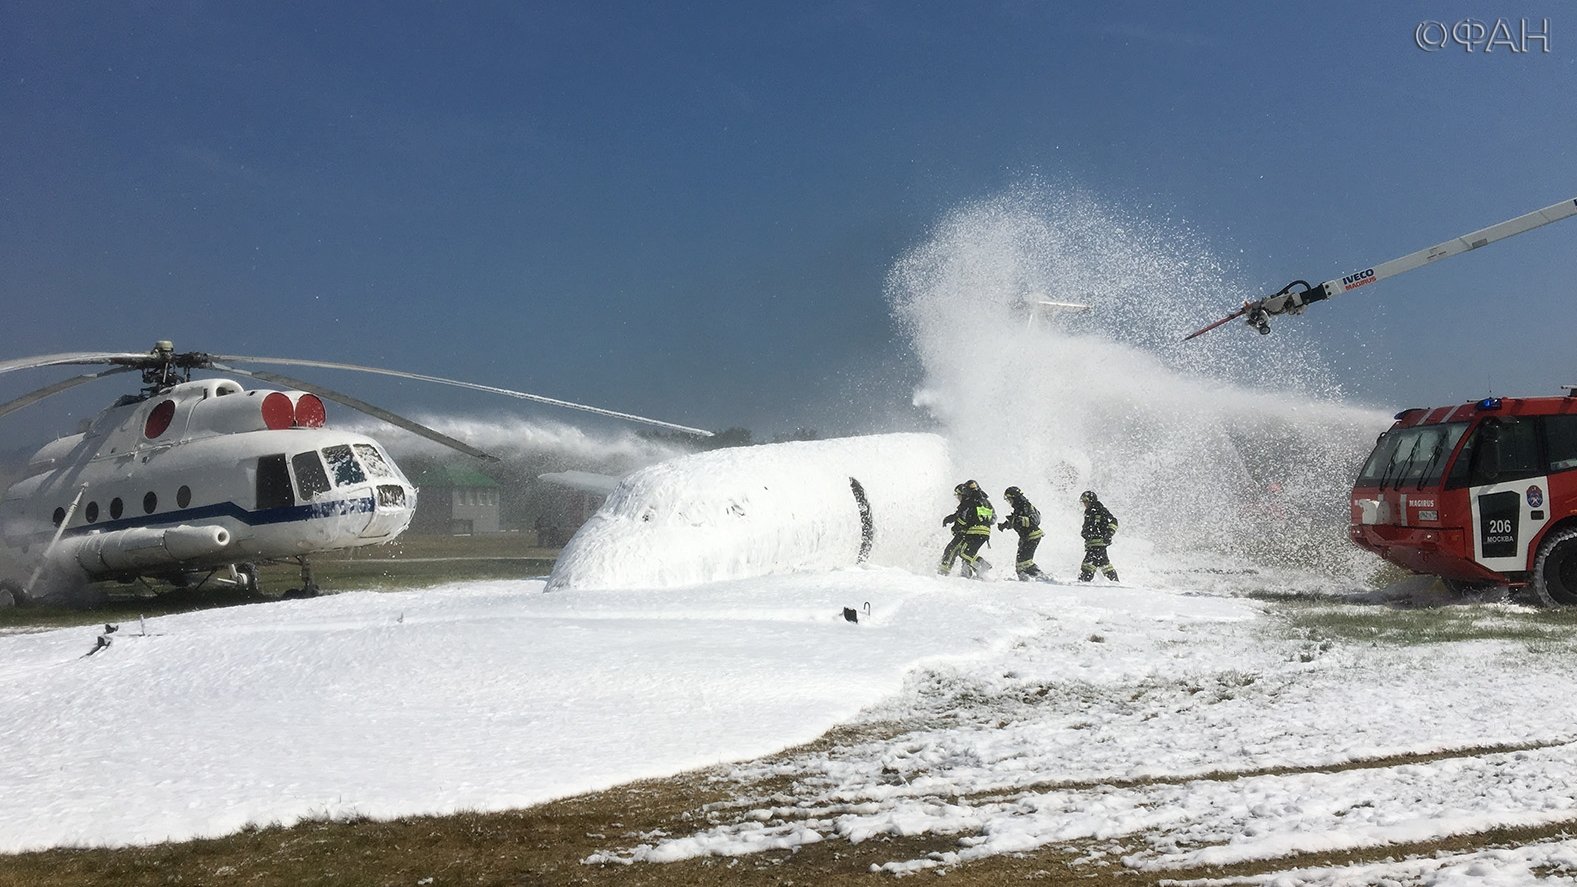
top-left (0, 534), bottom-right (556, 630)
top-left (250, 554), bottom-right (554, 591)
top-left (1275, 596), bottom-right (1577, 646)
top-left (0, 769), bottom-right (1150, 887)
top-left (4, 744), bottom-right (1573, 887)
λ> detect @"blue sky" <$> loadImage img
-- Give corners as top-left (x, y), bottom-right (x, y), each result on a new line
top-left (2, 2), bottom-right (1574, 445)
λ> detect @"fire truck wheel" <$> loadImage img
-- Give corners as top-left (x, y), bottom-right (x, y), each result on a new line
top-left (1530, 527), bottom-right (1577, 607)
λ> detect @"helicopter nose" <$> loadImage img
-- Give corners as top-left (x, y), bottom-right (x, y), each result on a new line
top-left (361, 482), bottom-right (416, 540)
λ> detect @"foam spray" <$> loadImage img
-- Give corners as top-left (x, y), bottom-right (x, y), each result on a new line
top-left (887, 184), bottom-right (1391, 582)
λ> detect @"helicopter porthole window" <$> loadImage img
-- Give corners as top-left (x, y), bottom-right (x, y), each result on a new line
top-left (85, 502), bottom-right (99, 523)
top-left (177, 485), bottom-right (192, 508)
top-left (143, 492), bottom-right (157, 514)
top-left (52, 507), bottom-right (65, 527)
top-left (110, 498), bottom-right (123, 520)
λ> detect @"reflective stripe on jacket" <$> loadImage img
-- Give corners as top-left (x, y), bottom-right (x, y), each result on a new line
top-left (964, 503), bottom-right (994, 535)
top-left (1081, 501), bottom-right (1118, 543)
top-left (1006, 503), bottom-right (1043, 540)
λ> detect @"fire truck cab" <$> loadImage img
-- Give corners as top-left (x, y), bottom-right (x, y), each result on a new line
top-left (1350, 392), bottom-right (1577, 605)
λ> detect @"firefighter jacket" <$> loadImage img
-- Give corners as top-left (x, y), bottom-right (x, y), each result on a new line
top-left (1081, 500), bottom-right (1119, 547)
top-left (1001, 500), bottom-right (1044, 540)
top-left (944, 495), bottom-right (996, 537)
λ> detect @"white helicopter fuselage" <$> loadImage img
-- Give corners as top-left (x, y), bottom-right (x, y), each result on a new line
top-left (0, 378), bottom-right (417, 588)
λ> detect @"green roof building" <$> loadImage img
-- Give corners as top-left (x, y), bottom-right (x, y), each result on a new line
top-left (410, 463), bottom-right (502, 535)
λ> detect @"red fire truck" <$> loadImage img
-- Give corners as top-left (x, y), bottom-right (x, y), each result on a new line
top-left (1349, 393), bottom-right (1577, 605)
top-left (1184, 198), bottom-right (1577, 604)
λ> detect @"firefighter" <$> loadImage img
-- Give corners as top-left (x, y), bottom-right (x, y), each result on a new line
top-left (939, 480), bottom-right (995, 579)
top-left (998, 486), bottom-right (1051, 582)
top-left (1077, 490), bottom-right (1119, 582)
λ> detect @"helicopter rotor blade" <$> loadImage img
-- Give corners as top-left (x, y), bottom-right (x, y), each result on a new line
top-left (0, 367), bottom-right (139, 422)
top-left (1, 346), bottom-right (712, 438)
top-left (211, 364), bottom-right (500, 461)
top-left (215, 354), bottom-right (713, 437)
top-left (0, 352), bottom-right (159, 376)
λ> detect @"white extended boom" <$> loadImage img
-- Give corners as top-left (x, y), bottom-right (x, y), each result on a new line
top-left (1185, 197), bottom-right (1577, 340)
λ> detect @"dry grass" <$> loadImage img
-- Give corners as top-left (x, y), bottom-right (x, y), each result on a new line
top-left (3, 760), bottom-right (1574, 887)
top-left (2, 725), bottom-right (1573, 887)
top-left (0, 759), bottom-right (1153, 886)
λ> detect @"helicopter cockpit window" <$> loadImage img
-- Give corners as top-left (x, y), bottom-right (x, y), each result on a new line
top-left (256, 455), bottom-right (295, 510)
top-left (292, 452), bottom-right (333, 499)
top-left (322, 445), bottom-right (366, 487)
top-left (353, 444), bottom-right (394, 479)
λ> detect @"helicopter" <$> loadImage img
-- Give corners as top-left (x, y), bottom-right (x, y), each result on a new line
top-left (0, 342), bottom-right (711, 607)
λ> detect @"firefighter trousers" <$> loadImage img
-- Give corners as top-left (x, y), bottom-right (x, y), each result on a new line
top-left (939, 533), bottom-right (990, 578)
top-left (1078, 541), bottom-right (1118, 582)
top-left (1014, 535), bottom-right (1047, 581)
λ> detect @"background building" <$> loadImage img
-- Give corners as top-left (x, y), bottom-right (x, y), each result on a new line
top-left (409, 463), bottom-right (502, 535)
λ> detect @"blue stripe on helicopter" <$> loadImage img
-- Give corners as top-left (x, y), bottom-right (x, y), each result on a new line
top-left (58, 496), bottom-right (377, 539)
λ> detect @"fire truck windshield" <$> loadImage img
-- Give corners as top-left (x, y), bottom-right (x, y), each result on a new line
top-left (1357, 422), bottom-right (1467, 489)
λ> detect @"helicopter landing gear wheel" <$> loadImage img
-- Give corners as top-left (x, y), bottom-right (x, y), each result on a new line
top-left (235, 563), bottom-right (260, 596)
top-left (281, 557), bottom-right (321, 600)
top-left (1529, 527), bottom-right (1577, 607)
